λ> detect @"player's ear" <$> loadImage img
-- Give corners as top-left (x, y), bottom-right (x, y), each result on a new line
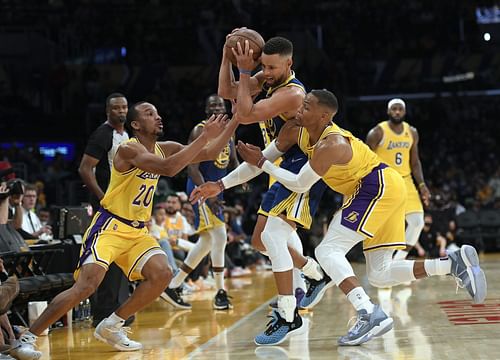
top-left (131, 120), bottom-right (140, 131)
top-left (287, 57), bottom-right (293, 68)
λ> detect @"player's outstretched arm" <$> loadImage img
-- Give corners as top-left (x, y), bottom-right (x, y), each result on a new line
top-left (238, 134), bottom-right (350, 193)
top-left (189, 138), bottom-right (286, 204)
top-left (116, 114), bottom-right (226, 177)
top-left (192, 114), bottom-right (240, 163)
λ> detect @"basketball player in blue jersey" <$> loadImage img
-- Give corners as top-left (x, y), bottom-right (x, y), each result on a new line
top-left (16, 102), bottom-right (239, 357)
top-left (162, 94), bottom-right (239, 310)
top-left (218, 33), bottom-right (325, 345)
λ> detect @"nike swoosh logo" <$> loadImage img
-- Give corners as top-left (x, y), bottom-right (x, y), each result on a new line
top-left (291, 158), bottom-right (302, 163)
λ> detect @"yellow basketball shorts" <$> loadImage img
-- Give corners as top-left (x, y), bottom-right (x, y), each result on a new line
top-left (193, 201), bottom-right (225, 233)
top-left (340, 164), bottom-right (407, 252)
top-left (74, 210), bottom-right (164, 281)
top-left (403, 175), bottom-right (424, 214)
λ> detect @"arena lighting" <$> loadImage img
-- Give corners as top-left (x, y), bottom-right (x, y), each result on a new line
top-left (484, 32), bottom-right (492, 41)
top-left (353, 88), bottom-right (500, 102)
top-left (442, 72), bottom-right (475, 83)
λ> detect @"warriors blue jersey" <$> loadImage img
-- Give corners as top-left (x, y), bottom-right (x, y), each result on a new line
top-left (258, 72), bottom-right (305, 161)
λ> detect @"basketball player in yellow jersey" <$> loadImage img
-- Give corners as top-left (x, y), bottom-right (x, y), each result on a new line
top-left (366, 98), bottom-right (430, 260)
top-left (235, 90), bottom-right (486, 346)
top-left (18, 102), bottom-right (239, 356)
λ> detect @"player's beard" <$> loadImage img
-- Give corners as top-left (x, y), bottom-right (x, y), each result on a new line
top-left (389, 115), bottom-right (404, 124)
top-left (156, 130), bottom-right (164, 138)
top-left (118, 115), bottom-right (126, 123)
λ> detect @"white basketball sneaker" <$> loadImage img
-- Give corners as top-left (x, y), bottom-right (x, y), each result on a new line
top-left (94, 318), bottom-right (142, 351)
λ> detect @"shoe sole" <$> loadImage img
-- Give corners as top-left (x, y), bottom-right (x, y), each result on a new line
top-left (301, 280), bottom-right (335, 310)
top-left (213, 303), bottom-right (234, 310)
top-left (94, 331), bottom-right (142, 351)
top-left (254, 318), bottom-right (309, 346)
top-left (160, 292), bottom-right (192, 310)
top-left (337, 317), bottom-right (393, 346)
top-left (461, 245), bottom-right (487, 303)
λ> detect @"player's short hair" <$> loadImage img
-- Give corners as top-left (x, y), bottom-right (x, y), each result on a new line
top-left (263, 37), bottom-right (293, 57)
top-left (125, 101), bottom-right (148, 134)
top-left (205, 93), bottom-right (222, 107)
top-left (105, 92), bottom-right (126, 109)
top-left (311, 89), bottom-right (339, 112)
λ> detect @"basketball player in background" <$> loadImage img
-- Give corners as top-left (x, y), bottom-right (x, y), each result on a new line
top-left (218, 32), bottom-right (325, 345)
top-left (18, 102), bottom-right (238, 357)
top-left (163, 94), bottom-right (239, 311)
top-left (366, 99), bottom-right (430, 260)
top-left (78, 93), bottom-right (133, 328)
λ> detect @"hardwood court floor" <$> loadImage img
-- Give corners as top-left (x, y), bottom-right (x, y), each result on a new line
top-left (43, 254), bottom-right (500, 359)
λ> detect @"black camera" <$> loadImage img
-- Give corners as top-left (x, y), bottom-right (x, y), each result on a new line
top-left (0, 167), bottom-right (24, 201)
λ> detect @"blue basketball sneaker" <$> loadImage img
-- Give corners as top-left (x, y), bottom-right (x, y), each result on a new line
top-left (449, 245), bottom-right (487, 303)
top-left (338, 304), bottom-right (393, 346)
top-left (254, 308), bottom-right (306, 346)
top-left (300, 274), bottom-right (334, 309)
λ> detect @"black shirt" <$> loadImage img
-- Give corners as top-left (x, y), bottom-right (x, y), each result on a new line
top-left (83, 122), bottom-right (129, 208)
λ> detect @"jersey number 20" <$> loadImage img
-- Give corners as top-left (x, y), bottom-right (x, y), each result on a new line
top-left (132, 184), bottom-right (154, 207)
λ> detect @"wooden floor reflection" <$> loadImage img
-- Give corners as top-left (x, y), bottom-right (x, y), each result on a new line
top-left (44, 254), bottom-right (500, 359)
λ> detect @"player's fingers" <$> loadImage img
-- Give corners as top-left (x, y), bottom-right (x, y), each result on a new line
top-left (244, 40), bottom-right (250, 54)
top-left (231, 46), bottom-right (238, 58)
top-left (236, 41), bottom-right (243, 55)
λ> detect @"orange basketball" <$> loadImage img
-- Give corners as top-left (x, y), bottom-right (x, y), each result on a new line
top-left (225, 28), bottom-right (265, 67)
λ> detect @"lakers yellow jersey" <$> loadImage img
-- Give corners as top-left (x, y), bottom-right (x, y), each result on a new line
top-left (100, 138), bottom-right (165, 222)
top-left (164, 213), bottom-right (185, 241)
top-left (298, 123), bottom-right (381, 195)
top-left (375, 121), bottom-right (413, 177)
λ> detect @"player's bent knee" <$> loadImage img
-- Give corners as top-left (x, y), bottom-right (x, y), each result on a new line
top-left (261, 229), bottom-right (292, 272)
top-left (73, 281), bottom-right (99, 300)
top-left (367, 272), bottom-right (396, 288)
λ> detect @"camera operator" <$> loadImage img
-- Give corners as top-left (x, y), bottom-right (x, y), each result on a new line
top-left (7, 181), bottom-right (24, 231)
top-left (0, 182), bottom-right (42, 359)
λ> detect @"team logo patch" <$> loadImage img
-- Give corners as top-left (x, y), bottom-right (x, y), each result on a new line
top-left (344, 211), bottom-right (359, 223)
top-left (131, 220), bottom-right (140, 228)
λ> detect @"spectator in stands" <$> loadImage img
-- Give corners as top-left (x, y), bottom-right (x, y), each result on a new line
top-left (149, 206), bottom-right (179, 273)
top-left (20, 184), bottom-right (52, 240)
top-left (162, 194), bottom-right (194, 255)
top-left (77, 92), bottom-right (133, 328)
top-left (416, 214), bottom-right (447, 258)
top-left (37, 207), bottom-right (51, 228)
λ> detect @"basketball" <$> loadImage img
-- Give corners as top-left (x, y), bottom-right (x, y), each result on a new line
top-left (225, 28), bottom-right (265, 66)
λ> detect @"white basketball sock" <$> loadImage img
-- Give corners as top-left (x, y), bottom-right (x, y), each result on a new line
top-left (214, 271), bottom-right (224, 290)
top-left (301, 257), bottom-right (324, 281)
top-left (346, 287), bottom-right (375, 313)
top-left (169, 269), bottom-right (189, 289)
top-left (278, 295), bottom-right (296, 322)
top-left (424, 258), bottom-right (451, 276)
